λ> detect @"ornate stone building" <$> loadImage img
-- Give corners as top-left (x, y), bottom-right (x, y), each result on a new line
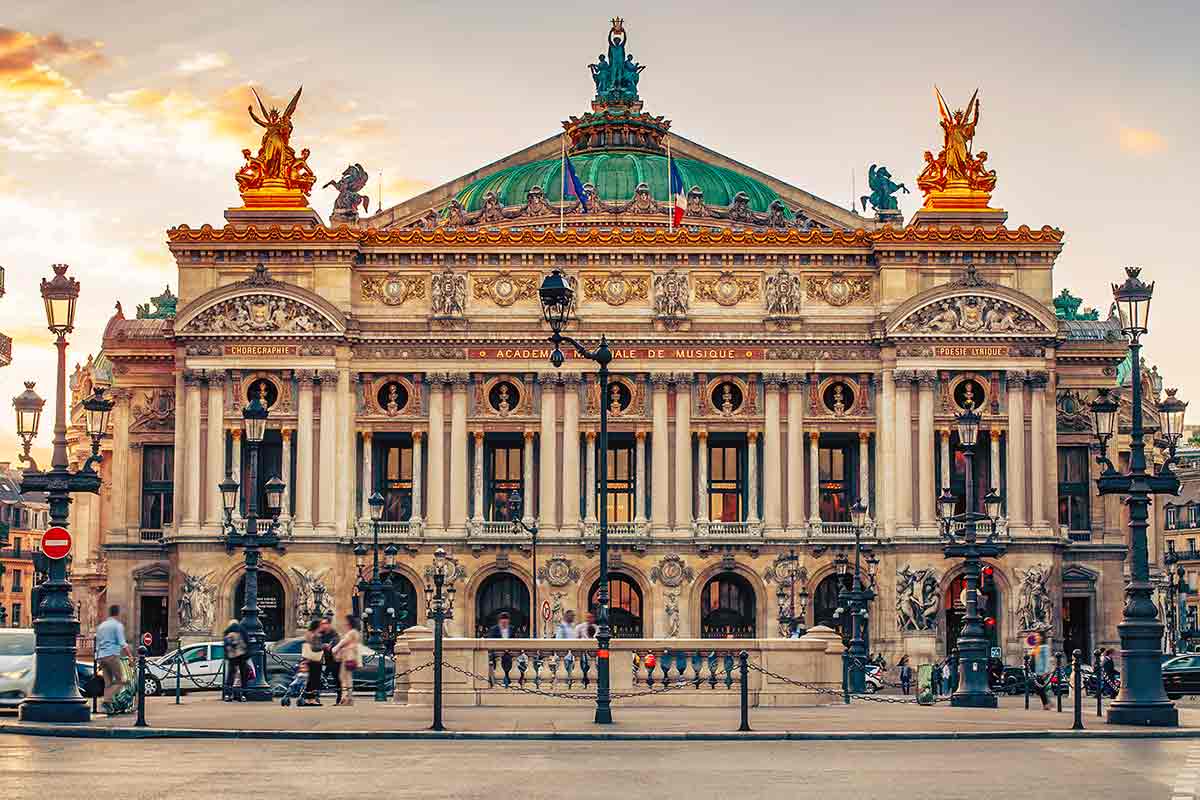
top-left (68, 21), bottom-right (1163, 665)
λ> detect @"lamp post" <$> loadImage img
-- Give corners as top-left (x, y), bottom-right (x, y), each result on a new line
top-left (774, 548), bottom-right (806, 637)
top-left (16, 265), bottom-right (112, 723)
top-left (218, 394), bottom-right (285, 701)
top-left (833, 500), bottom-right (875, 693)
top-left (356, 492), bottom-right (403, 702)
top-left (424, 546), bottom-right (456, 731)
top-left (1088, 267), bottom-right (1185, 726)
top-left (538, 268), bottom-right (615, 725)
top-left (507, 490), bottom-right (539, 638)
top-left (938, 403), bottom-right (1005, 708)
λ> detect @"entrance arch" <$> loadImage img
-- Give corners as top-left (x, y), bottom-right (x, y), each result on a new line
top-left (812, 573), bottom-right (844, 630)
top-left (700, 572), bottom-right (756, 638)
top-left (234, 571), bottom-right (286, 642)
top-left (588, 574), bottom-right (644, 637)
top-left (944, 573), bottom-right (1000, 655)
top-left (475, 573), bottom-right (530, 637)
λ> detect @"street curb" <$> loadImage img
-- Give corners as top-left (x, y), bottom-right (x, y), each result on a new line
top-left (2, 722), bottom-right (1199, 742)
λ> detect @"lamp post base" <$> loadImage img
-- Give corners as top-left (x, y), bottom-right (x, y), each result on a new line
top-left (1107, 701), bottom-right (1179, 727)
top-left (20, 697), bottom-right (91, 723)
top-left (950, 691), bottom-right (998, 709)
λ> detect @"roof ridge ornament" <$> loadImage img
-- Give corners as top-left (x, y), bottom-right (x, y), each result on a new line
top-left (916, 87), bottom-right (999, 212)
top-left (589, 18), bottom-right (645, 110)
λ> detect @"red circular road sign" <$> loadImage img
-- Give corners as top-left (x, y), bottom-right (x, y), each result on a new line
top-left (541, 601), bottom-right (551, 621)
top-left (41, 526), bottom-right (72, 560)
top-left (142, 632), bottom-right (153, 647)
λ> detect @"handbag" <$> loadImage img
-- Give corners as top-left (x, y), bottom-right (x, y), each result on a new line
top-left (343, 659), bottom-right (359, 671)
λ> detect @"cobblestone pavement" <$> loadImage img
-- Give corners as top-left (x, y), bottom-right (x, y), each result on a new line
top-left (0, 734), bottom-right (1187, 800)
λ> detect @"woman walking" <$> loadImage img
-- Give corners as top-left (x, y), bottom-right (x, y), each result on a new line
top-left (332, 615), bottom-right (362, 706)
top-left (300, 619), bottom-right (325, 707)
top-left (222, 618), bottom-right (250, 702)
top-left (897, 655), bottom-right (913, 695)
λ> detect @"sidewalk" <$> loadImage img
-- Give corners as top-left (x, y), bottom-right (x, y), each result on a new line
top-left (3, 693), bottom-right (1197, 740)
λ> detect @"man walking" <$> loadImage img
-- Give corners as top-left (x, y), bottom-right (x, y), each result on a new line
top-left (317, 616), bottom-right (341, 704)
top-left (95, 605), bottom-right (131, 715)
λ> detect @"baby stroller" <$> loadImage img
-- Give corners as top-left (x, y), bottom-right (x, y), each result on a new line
top-left (280, 663), bottom-right (307, 707)
top-left (105, 657), bottom-right (137, 715)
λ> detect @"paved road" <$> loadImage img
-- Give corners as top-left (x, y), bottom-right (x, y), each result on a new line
top-left (0, 735), bottom-right (1194, 800)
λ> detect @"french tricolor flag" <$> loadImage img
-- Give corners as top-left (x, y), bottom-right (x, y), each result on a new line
top-left (669, 158), bottom-right (686, 227)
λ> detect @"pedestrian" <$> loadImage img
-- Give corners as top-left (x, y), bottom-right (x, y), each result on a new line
top-left (1102, 647), bottom-right (1119, 698)
top-left (222, 618), bottom-right (250, 702)
top-left (555, 610), bottom-right (579, 639)
top-left (574, 611), bottom-right (598, 639)
top-left (941, 659), bottom-right (952, 696)
top-left (300, 619), bottom-right (325, 707)
top-left (1027, 631), bottom-right (1052, 710)
top-left (487, 611), bottom-right (515, 639)
top-left (95, 604), bottom-right (132, 715)
top-left (930, 659), bottom-right (941, 696)
top-left (317, 616), bottom-right (341, 703)
top-left (898, 655), bottom-right (912, 695)
top-left (332, 614), bottom-right (361, 706)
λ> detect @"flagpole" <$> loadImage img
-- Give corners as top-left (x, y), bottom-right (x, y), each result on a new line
top-left (560, 135), bottom-right (566, 234)
top-left (666, 134), bottom-right (673, 234)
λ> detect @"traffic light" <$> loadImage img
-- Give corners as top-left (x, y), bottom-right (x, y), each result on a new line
top-left (984, 616), bottom-right (996, 629)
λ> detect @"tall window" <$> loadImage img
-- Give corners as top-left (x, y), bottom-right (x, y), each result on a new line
top-left (377, 441), bottom-right (413, 521)
top-left (606, 439), bottom-right (635, 523)
top-left (1190, 504), bottom-right (1200, 530)
top-left (1168, 507), bottom-right (1181, 530)
top-left (708, 441), bottom-right (745, 522)
top-left (140, 445), bottom-right (174, 529)
top-left (1057, 446), bottom-right (1091, 531)
top-left (819, 445), bottom-right (850, 522)
top-left (11, 569), bottom-right (20, 592)
top-left (10, 604), bottom-right (19, 627)
top-left (486, 438), bottom-right (522, 521)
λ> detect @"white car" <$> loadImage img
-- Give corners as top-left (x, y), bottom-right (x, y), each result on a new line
top-left (0, 629), bottom-right (36, 708)
top-left (145, 641), bottom-right (227, 695)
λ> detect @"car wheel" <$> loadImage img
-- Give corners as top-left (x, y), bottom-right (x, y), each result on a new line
top-left (1169, 693), bottom-right (1183, 700)
top-left (144, 675), bottom-right (162, 697)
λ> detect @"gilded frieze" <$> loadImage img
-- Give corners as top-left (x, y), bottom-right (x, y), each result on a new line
top-left (693, 271), bottom-right (759, 307)
top-left (805, 273), bottom-right (872, 307)
top-left (361, 272), bottom-right (426, 307)
top-left (472, 271), bottom-right (539, 307)
top-left (582, 272), bottom-right (649, 307)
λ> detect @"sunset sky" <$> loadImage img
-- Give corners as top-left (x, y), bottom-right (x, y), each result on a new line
top-left (2, 0), bottom-right (1197, 462)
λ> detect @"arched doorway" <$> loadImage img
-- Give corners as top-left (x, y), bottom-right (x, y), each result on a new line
top-left (944, 573), bottom-right (1000, 656)
top-left (700, 573), bottom-right (756, 638)
top-left (383, 572), bottom-right (419, 632)
top-left (812, 573), bottom-right (845, 630)
top-left (588, 574), bottom-right (643, 637)
top-left (234, 571), bottom-right (285, 642)
top-left (475, 573), bottom-right (530, 637)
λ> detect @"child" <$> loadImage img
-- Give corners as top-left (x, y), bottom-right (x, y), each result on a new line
top-left (281, 661), bottom-right (308, 707)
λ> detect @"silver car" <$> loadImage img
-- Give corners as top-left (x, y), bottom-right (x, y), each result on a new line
top-left (0, 629), bottom-right (37, 708)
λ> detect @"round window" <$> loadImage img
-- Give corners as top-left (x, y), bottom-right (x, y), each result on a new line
top-left (822, 381), bottom-right (854, 416)
top-left (246, 379), bottom-right (278, 409)
top-left (712, 381), bottom-right (744, 415)
top-left (954, 379), bottom-right (986, 411)
top-left (377, 381), bottom-right (409, 415)
top-left (488, 380), bottom-right (520, 415)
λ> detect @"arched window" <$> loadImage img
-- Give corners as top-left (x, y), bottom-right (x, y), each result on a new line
top-left (234, 571), bottom-right (285, 642)
top-left (700, 573), bottom-right (756, 638)
top-left (475, 573), bottom-right (530, 637)
top-left (588, 574), bottom-right (643, 637)
top-left (381, 571), bottom-right (419, 633)
top-left (944, 573), bottom-right (1000, 655)
top-left (812, 573), bottom-right (845, 630)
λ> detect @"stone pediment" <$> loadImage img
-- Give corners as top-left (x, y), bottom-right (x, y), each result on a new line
top-left (886, 271), bottom-right (1055, 338)
top-left (1061, 565), bottom-right (1098, 584)
top-left (175, 264), bottom-right (346, 337)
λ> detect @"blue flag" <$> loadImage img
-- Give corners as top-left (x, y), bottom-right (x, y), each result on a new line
top-left (563, 155), bottom-right (588, 213)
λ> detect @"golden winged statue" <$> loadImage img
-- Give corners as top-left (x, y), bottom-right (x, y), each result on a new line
top-left (234, 85), bottom-right (316, 207)
top-left (916, 87), bottom-right (998, 210)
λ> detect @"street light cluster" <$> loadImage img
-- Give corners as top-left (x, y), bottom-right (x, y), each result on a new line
top-left (357, 491), bottom-right (404, 702)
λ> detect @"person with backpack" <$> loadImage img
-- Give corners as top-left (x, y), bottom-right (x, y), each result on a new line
top-left (222, 618), bottom-right (250, 702)
top-left (1027, 631), bottom-right (1052, 710)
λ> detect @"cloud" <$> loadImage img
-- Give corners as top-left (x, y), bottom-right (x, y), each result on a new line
top-left (1119, 127), bottom-right (1167, 155)
top-left (0, 27), bottom-right (107, 96)
top-left (176, 51), bottom-right (231, 74)
top-left (381, 175), bottom-right (433, 205)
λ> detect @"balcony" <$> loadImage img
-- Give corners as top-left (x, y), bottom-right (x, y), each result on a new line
top-left (139, 529), bottom-right (164, 543)
top-left (693, 520), bottom-right (764, 538)
top-left (809, 520), bottom-right (877, 539)
top-left (581, 520), bottom-right (650, 539)
top-left (468, 520), bottom-right (527, 538)
top-left (1066, 529), bottom-right (1092, 543)
top-left (946, 518), bottom-right (1009, 540)
top-left (355, 519), bottom-right (424, 538)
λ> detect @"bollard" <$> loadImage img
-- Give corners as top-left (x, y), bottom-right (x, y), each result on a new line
top-left (430, 609), bottom-right (445, 732)
top-left (1023, 654), bottom-right (1031, 710)
top-left (841, 646), bottom-right (850, 705)
top-left (135, 645), bottom-right (149, 728)
top-left (1055, 652), bottom-right (1064, 712)
top-left (175, 650), bottom-right (182, 704)
top-left (1072, 649), bottom-right (1084, 730)
top-left (738, 651), bottom-right (751, 732)
top-left (1093, 648), bottom-right (1103, 717)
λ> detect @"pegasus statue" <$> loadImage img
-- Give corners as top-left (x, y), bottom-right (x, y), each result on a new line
top-left (324, 163), bottom-right (370, 221)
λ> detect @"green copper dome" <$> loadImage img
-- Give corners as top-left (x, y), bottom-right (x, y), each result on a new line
top-left (454, 151), bottom-right (784, 215)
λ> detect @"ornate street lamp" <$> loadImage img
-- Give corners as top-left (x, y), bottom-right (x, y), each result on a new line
top-left (507, 490), bottom-right (539, 638)
top-left (358, 491), bottom-right (406, 702)
top-left (837, 499), bottom-right (876, 692)
top-left (940, 407), bottom-right (1005, 708)
top-left (424, 547), bottom-right (457, 731)
top-left (218, 396), bottom-right (286, 701)
top-left (1088, 267), bottom-right (1184, 726)
top-left (774, 549), bottom-right (802, 637)
top-left (538, 267), bottom-right (616, 724)
top-left (15, 265), bottom-right (103, 722)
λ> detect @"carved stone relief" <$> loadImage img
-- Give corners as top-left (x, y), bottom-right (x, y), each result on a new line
top-left (431, 269), bottom-right (467, 317)
top-left (806, 273), bottom-right (872, 307)
top-left (537, 556), bottom-right (581, 587)
top-left (130, 388), bottom-right (175, 433)
top-left (765, 268), bottom-right (803, 317)
top-left (649, 554), bottom-right (694, 588)
top-left (694, 271), bottom-right (759, 307)
top-left (896, 565), bottom-right (940, 632)
top-left (178, 571), bottom-right (216, 633)
top-left (582, 272), bottom-right (649, 307)
top-left (183, 294), bottom-right (336, 334)
top-left (896, 295), bottom-right (1046, 334)
top-left (361, 272), bottom-right (426, 306)
top-left (293, 567), bottom-right (329, 622)
top-left (653, 269), bottom-right (689, 320)
top-left (1016, 564), bottom-right (1053, 633)
top-left (472, 271), bottom-right (539, 307)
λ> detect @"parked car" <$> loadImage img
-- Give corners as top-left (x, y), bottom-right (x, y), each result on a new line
top-left (144, 641), bottom-right (227, 696)
top-left (0, 629), bottom-right (97, 708)
top-left (1162, 653), bottom-right (1200, 699)
top-left (265, 636), bottom-right (394, 694)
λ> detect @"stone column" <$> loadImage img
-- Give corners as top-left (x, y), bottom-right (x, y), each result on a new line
top-left (472, 431), bottom-right (485, 523)
top-left (280, 428), bottom-right (292, 522)
top-left (317, 371), bottom-right (338, 532)
top-left (449, 375), bottom-right (469, 529)
top-left (522, 430), bottom-right (535, 527)
top-left (1006, 372), bottom-right (1026, 527)
top-left (562, 377), bottom-right (581, 529)
top-left (1028, 372), bottom-right (1047, 527)
top-left (989, 428), bottom-right (1001, 494)
top-left (538, 375), bottom-right (557, 528)
top-left (1044, 370), bottom-right (1060, 527)
top-left (940, 429), bottom-right (952, 491)
top-left (294, 372), bottom-right (314, 532)
top-left (763, 375), bottom-right (783, 531)
top-left (747, 430), bottom-right (760, 523)
top-left (426, 376), bottom-right (445, 531)
top-left (109, 389), bottom-right (130, 539)
top-left (171, 371), bottom-right (185, 533)
top-left (635, 430), bottom-right (647, 524)
top-left (894, 372), bottom-right (913, 531)
top-left (858, 432), bottom-right (871, 517)
top-left (879, 369), bottom-right (895, 535)
top-left (786, 376), bottom-right (805, 530)
top-left (204, 373), bottom-right (225, 529)
top-left (808, 431), bottom-right (820, 524)
top-left (674, 376), bottom-right (693, 528)
top-left (361, 430), bottom-right (374, 521)
top-left (917, 372), bottom-right (936, 530)
top-left (335, 367), bottom-right (353, 535)
top-left (230, 428), bottom-right (243, 524)
top-left (411, 431), bottom-right (424, 523)
top-left (650, 374), bottom-right (671, 531)
top-left (585, 431), bottom-right (597, 523)
top-left (696, 429), bottom-right (709, 523)
top-left (183, 371), bottom-right (203, 530)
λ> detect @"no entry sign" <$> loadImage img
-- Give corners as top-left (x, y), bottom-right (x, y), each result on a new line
top-left (142, 632), bottom-right (153, 647)
top-left (41, 527), bottom-right (72, 560)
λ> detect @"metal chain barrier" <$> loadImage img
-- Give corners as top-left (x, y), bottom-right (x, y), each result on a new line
top-left (746, 660), bottom-right (944, 705)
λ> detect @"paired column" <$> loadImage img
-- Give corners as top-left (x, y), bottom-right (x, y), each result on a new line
top-left (917, 372), bottom-right (936, 529)
top-left (674, 377), bottom-right (693, 528)
top-left (360, 431), bottom-right (374, 520)
top-left (1043, 371), bottom-right (1059, 528)
top-left (808, 431), bottom-right (820, 524)
top-left (449, 376), bottom-right (468, 529)
top-left (562, 378), bottom-right (581, 529)
top-left (879, 369), bottom-right (896, 535)
top-left (183, 371), bottom-right (203, 530)
top-left (695, 430), bottom-right (709, 523)
top-left (1006, 372), bottom-right (1026, 527)
top-left (335, 367), bottom-right (353, 535)
top-left (894, 372), bottom-right (913, 531)
top-left (858, 432), bottom-right (871, 517)
top-left (294, 373), bottom-right (314, 531)
top-left (425, 376), bottom-right (445, 530)
top-left (585, 431), bottom-right (597, 522)
top-left (786, 376), bottom-right (805, 529)
top-left (635, 431), bottom-right (647, 524)
top-left (522, 430), bottom-right (535, 527)
top-left (472, 431), bottom-right (485, 523)
top-left (317, 371), bottom-right (338, 531)
top-left (171, 371), bottom-right (185, 533)
top-left (1028, 372), bottom-right (1047, 527)
top-left (538, 375), bottom-right (557, 527)
top-left (747, 430), bottom-right (760, 524)
top-left (940, 430), bottom-right (951, 491)
top-left (204, 374), bottom-right (224, 530)
top-left (989, 428), bottom-right (1001, 494)
top-left (110, 389), bottom-right (131, 538)
top-left (763, 376), bottom-right (782, 530)
top-left (280, 428), bottom-right (292, 522)
top-left (411, 431), bottom-right (424, 523)
top-left (650, 375), bottom-right (671, 530)
top-left (230, 429), bottom-right (243, 523)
